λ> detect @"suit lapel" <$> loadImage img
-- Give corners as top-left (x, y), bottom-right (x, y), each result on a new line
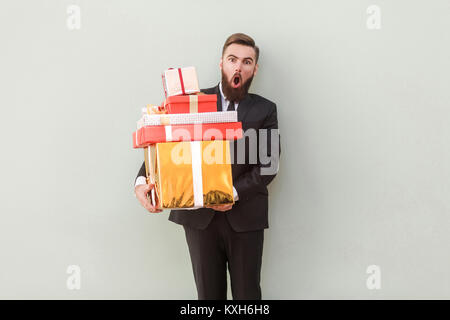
top-left (215, 85), bottom-right (222, 112)
top-left (236, 94), bottom-right (252, 122)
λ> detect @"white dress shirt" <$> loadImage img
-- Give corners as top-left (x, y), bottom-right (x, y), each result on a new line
top-left (135, 81), bottom-right (239, 202)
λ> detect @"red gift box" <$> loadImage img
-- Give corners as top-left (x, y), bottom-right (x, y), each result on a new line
top-left (133, 122), bottom-right (243, 148)
top-left (161, 94), bottom-right (217, 114)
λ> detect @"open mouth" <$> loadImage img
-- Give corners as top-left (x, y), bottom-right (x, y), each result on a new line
top-left (231, 74), bottom-right (241, 88)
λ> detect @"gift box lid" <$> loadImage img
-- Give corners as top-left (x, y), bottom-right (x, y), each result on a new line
top-left (163, 94), bottom-right (217, 106)
top-left (132, 121), bottom-right (243, 148)
top-left (138, 111), bottom-right (238, 128)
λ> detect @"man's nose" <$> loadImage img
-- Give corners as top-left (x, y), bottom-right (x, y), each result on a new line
top-left (234, 61), bottom-right (242, 72)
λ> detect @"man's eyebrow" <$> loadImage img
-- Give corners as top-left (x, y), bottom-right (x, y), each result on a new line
top-left (226, 54), bottom-right (254, 62)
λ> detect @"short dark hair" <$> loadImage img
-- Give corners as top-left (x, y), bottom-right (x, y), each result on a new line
top-left (222, 33), bottom-right (259, 64)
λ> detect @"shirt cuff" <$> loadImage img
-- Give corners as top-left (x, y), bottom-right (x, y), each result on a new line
top-left (135, 176), bottom-right (147, 188)
top-left (233, 186), bottom-right (239, 201)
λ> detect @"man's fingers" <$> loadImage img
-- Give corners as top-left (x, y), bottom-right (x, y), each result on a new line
top-left (143, 183), bottom-right (154, 194)
top-left (144, 201), bottom-right (162, 213)
top-left (206, 204), bottom-right (233, 212)
top-left (135, 184), bottom-right (162, 213)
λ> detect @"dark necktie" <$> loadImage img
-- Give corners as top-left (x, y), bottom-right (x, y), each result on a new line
top-left (226, 101), bottom-right (235, 111)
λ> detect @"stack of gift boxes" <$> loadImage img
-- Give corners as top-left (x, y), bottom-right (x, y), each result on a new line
top-left (132, 66), bottom-right (243, 209)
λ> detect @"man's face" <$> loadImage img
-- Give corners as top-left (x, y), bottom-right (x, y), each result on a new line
top-left (220, 43), bottom-right (258, 102)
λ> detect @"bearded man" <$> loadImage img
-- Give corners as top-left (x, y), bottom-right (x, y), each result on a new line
top-left (134, 33), bottom-right (280, 300)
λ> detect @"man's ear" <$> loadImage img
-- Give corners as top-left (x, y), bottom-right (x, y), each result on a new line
top-left (219, 58), bottom-right (223, 70)
top-left (253, 63), bottom-right (259, 76)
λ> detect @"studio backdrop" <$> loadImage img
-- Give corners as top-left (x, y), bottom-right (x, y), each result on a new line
top-left (0, 0), bottom-right (449, 299)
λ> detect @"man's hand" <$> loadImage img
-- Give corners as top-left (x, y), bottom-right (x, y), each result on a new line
top-left (135, 184), bottom-right (163, 213)
top-left (206, 204), bottom-right (233, 212)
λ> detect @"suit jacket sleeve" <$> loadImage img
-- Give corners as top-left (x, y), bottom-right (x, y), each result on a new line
top-left (233, 102), bottom-right (281, 200)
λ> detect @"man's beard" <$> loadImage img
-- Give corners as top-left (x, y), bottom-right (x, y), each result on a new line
top-left (221, 70), bottom-right (254, 102)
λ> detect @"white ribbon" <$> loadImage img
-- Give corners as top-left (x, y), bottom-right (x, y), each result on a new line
top-left (190, 141), bottom-right (203, 208)
top-left (165, 125), bottom-right (172, 142)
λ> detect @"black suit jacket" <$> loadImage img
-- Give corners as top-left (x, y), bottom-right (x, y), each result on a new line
top-left (136, 83), bottom-right (280, 232)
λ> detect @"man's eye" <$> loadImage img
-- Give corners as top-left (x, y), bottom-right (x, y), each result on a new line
top-left (245, 60), bottom-right (251, 65)
top-left (229, 58), bottom-right (235, 62)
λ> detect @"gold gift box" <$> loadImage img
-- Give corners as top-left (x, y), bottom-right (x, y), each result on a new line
top-left (144, 140), bottom-right (234, 209)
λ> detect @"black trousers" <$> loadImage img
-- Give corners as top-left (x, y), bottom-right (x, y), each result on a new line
top-left (183, 211), bottom-right (264, 300)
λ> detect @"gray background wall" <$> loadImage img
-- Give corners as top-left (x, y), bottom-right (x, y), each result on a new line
top-left (0, 0), bottom-right (449, 299)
